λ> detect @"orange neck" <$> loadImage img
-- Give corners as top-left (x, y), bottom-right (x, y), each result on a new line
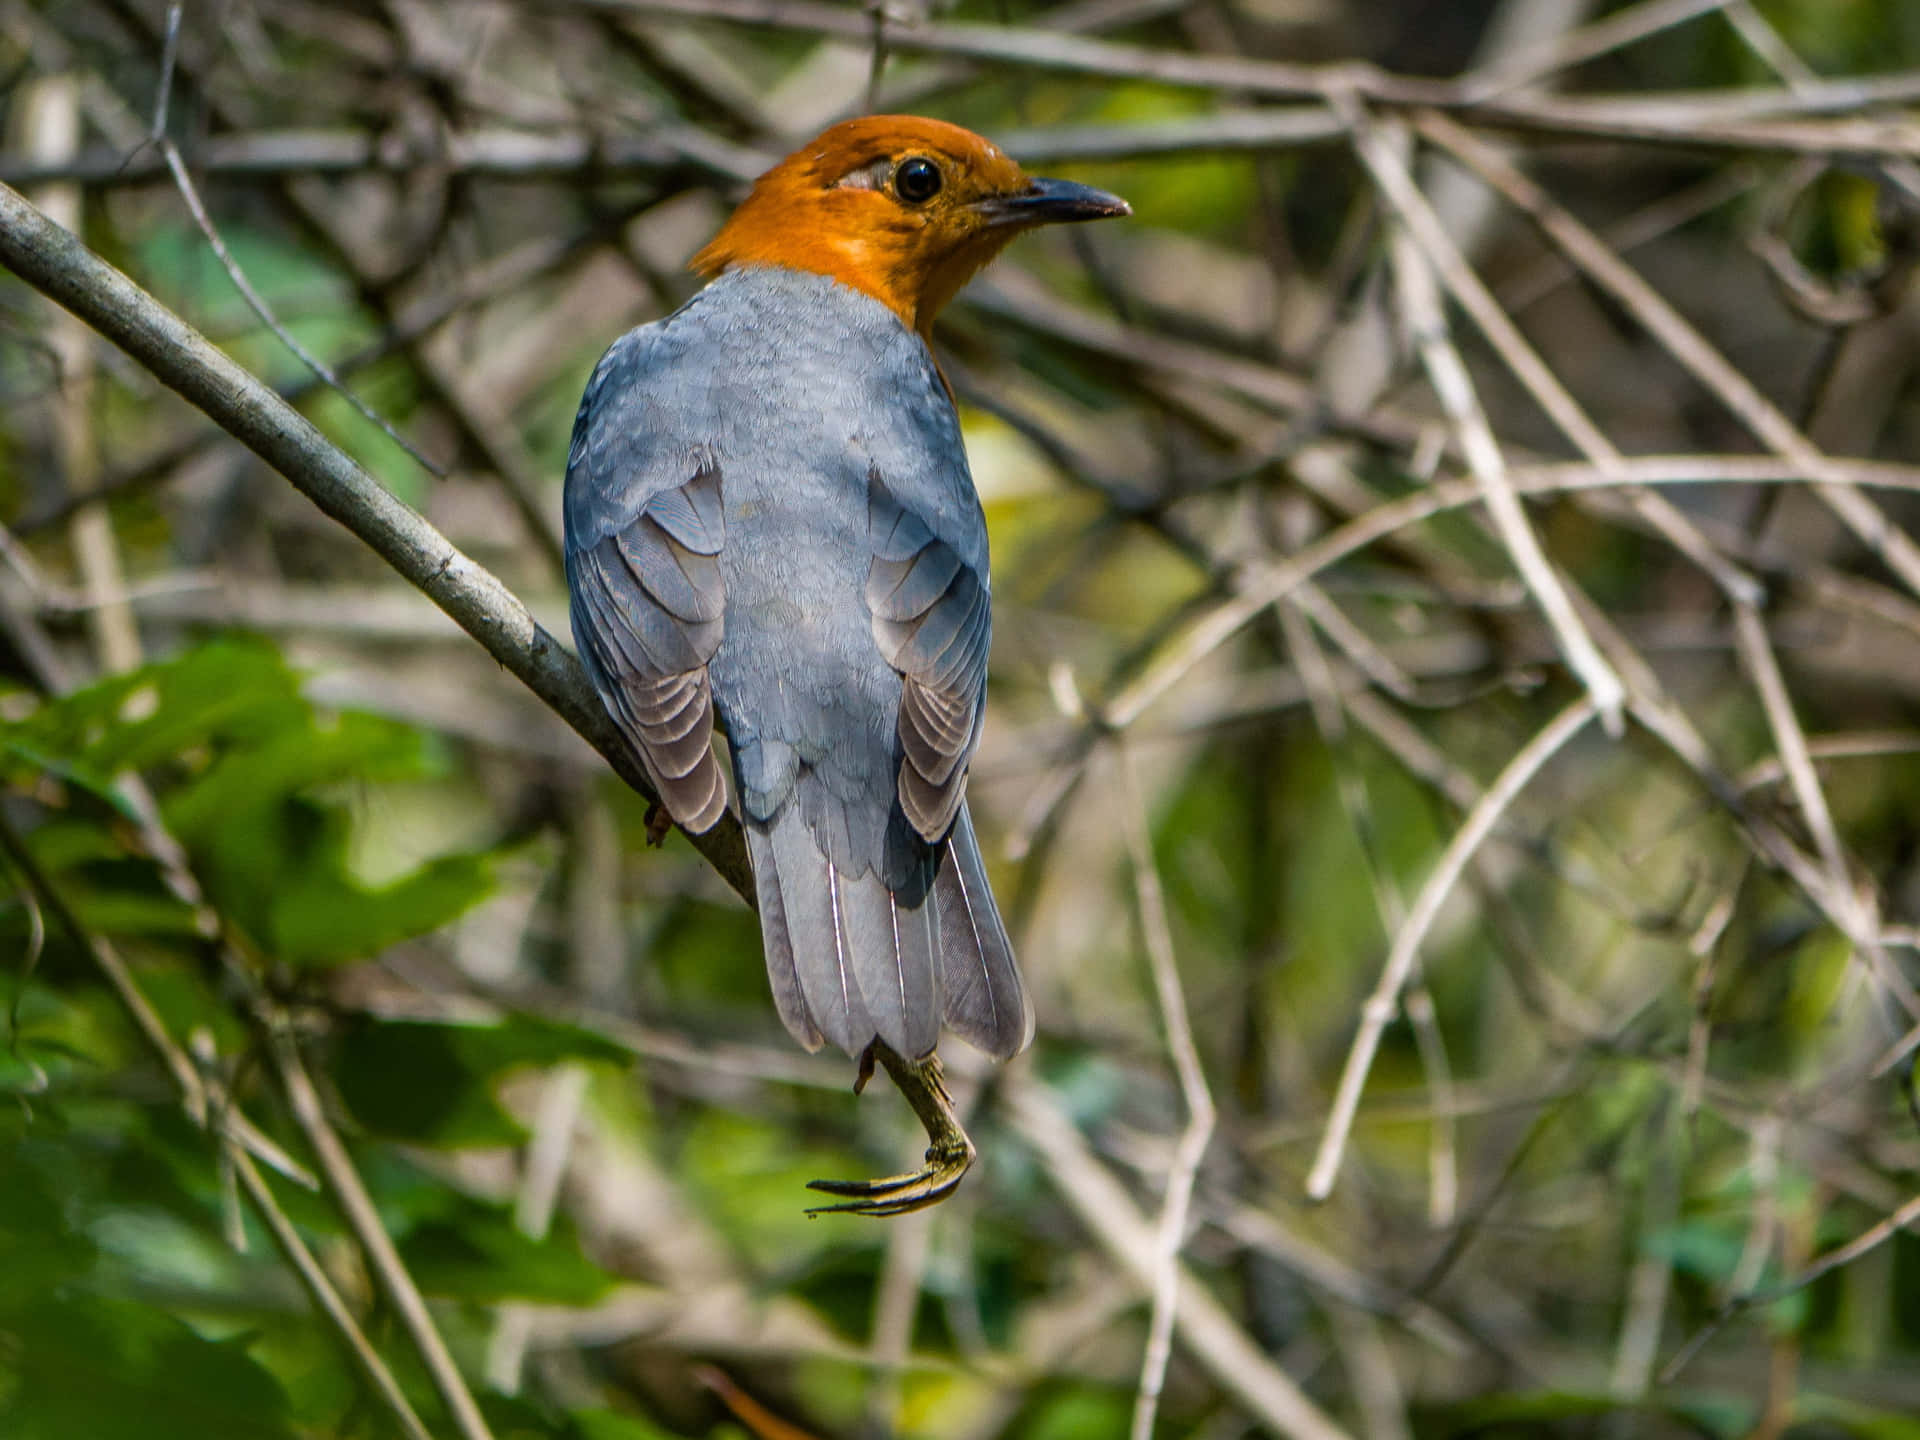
top-left (692, 183), bottom-right (1016, 342)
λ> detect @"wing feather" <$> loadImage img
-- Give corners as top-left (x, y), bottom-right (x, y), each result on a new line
top-left (564, 332), bottom-right (729, 834)
top-left (865, 470), bottom-right (991, 845)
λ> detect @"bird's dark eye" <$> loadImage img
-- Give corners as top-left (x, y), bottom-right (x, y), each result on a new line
top-left (894, 157), bottom-right (943, 204)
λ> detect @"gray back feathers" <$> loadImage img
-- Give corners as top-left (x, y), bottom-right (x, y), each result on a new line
top-left (564, 267), bottom-right (1029, 1061)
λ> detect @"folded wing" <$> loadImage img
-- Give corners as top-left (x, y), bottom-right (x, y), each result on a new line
top-left (865, 468), bottom-right (990, 842)
top-left (565, 331), bottom-right (729, 832)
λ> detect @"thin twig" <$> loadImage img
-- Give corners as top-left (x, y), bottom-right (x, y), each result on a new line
top-left (1212, 1201), bottom-right (1474, 1358)
top-left (1662, 1186), bottom-right (1920, 1383)
top-left (1609, 1095), bottom-right (1685, 1399)
top-left (554, 0), bottom-right (1920, 151)
top-left (1328, 1303), bottom-right (1412, 1440)
top-left (486, 1064), bottom-right (589, 1393)
top-left (1333, 106), bottom-right (1900, 1011)
top-left (0, 803), bottom-right (311, 1184)
top-left (25, 71), bottom-right (143, 673)
top-left (0, 807), bottom-right (456, 1440)
top-left (1306, 698), bottom-right (1598, 1201)
top-left (1729, 607), bottom-right (1854, 923)
top-left (229, 1142), bottom-right (438, 1440)
top-left (0, 122), bottom-right (766, 188)
top-left (1497, 164), bottom-right (1761, 312)
top-left (1721, 0), bottom-right (1820, 89)
top-left (1415, 109), bottom-right (1920, 604)
top-left (1001, 1079), bottom-right (1352, 1440)
top-left (266, 1027), bottom-right (497, 1440)
top-left (1118, 746), bottom-right (1217, 1440)
top-left (1355, 109), bottom-right (1764, 608)
top-left (1727, 1115), bottom-right (1783, 1298)
top-left (1680, 884), bottom-right (1738, 1121)
top-left (19, 220), bottom-right (610, 535)
top-left (156, 139), bottom-right (444, 478)
top-left (1460, 0), bottom-right (1730, 102)
top-left (142, 5), bottom-right (440, 479)
top-left (1348, 107), bottom-right (1624, 732)
top-left (1272, 547), bottom-right (1457, 1228)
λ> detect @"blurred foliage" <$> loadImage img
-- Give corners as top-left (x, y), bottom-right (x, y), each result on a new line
top-left (7, 0), bottom-right (1920, 1436)
top-left (1, 639), bottom-right (500, 964)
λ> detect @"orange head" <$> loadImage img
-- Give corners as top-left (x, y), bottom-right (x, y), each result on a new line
top-left (692, 115), bottom-right (1130, 340)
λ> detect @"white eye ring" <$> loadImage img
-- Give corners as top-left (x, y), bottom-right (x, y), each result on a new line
top-left (833, 158), bottom-right (893, 192)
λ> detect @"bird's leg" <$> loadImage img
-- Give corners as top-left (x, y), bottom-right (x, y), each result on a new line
top-left (642, 801), bottom-right (674, 847)
top-left (805, 1042), bottom-right (975, 1217)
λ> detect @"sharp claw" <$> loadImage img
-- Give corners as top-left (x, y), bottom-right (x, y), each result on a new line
top-left (803, 1154), bottom-right (968, 1216)
top-left (805, 1044), bottom-right (976, 1218)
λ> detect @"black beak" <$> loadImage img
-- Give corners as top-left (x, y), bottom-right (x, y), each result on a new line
top-left (975, 176), bottom-right (1131, 227)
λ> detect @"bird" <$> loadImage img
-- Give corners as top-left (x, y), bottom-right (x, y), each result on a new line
top-left (563, 115), bottom-right (1128, 1213)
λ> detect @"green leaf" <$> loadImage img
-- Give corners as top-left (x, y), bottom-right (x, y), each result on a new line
top-left (401, 1209), bottom-right (613, 1305)
top-left (61, 889), bottom-right (206, 939)
top-left (1440, 1387), bottom-right (1754, 1437)
top-left (0, 1297), bottom-right (295, 1440)
top-left (0, 740), bottom-right (138, 820)
top-left (270, 849), bottom-right (495, 967)
top-left (1796, 1391), bottom-right (1920, 1440)
top-left (332, 1025), bottom-right (524, 1148)
top-left (1021, 1385), bottom-right (1133, 1440)
top-left (478, 1390), bottom-right (580, 1440)
top-left (73, 640), bottom-right (304, 775)
top-left (163, 709), bottom-right (434, 845)
top-left (332, 1016), bottom-right (627, 1147)
top-left (3, 638), bottom-right (498, 966)
top-left (0, 1140), bottom-right (99, 1313)
top-left (568, 1408), bottom-right (678, 1440)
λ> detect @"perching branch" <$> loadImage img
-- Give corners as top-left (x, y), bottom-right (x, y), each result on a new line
top-left (0, 177), bottom-right (756, 905)
top-left (0, 173), bottom-right (982, 1240)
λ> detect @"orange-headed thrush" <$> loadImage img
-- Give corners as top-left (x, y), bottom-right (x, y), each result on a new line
top-left (564, 117), bottom-right (1128, 1211)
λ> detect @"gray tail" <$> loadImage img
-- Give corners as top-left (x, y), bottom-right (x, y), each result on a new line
top-left (744, 802), bottom-right (1030, 1062)
top-left (932, 805), bottom-right (1031, 1059)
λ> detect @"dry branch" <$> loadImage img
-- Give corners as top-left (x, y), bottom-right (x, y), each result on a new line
top-left (1305, 698), bottom-right (1599, 1201)
top-left (0, 177), bottom-right (756, 902)
top-left (1003, 1079), bottom-right (1352, 1440)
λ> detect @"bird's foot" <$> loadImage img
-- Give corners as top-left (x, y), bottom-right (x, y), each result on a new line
top-left (642, 801), bottom-right (674, 847)
top-left (803, 1135), bottom-right (973, 1216)
top-left (805, 1044), bottom-right (975, 1218)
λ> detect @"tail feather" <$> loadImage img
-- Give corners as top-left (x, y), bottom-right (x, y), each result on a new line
top-left (839, 863), bottom-right (938, 1059)
top-left (893, 886), bottom-right (939, 1058)
top-left (935, 806), bottom-right (1031, 1059)
top-left (745, 799), bottom-right (1026, 1062)
top-left (762, 805), bottom-right (874, 1055)
top-left (745, 821), bottom-right (823, 1052)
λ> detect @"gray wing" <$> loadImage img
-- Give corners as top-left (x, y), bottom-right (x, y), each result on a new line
top-left (865, 468), bottom-right (991, 843)
top-left (864, 471), bottom-right (1027, 1058)
top-left (564, 328), bottom-right (729, 832)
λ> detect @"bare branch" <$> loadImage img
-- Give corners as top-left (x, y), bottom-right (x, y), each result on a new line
top-left (1002, 1079), bottom-right (1352, 1440)
top-left (0, 177), bottom-right (756, 903)
top-left (1307, 698), bottom-right (1599, 1201)
top-left (1118, 747), bottom-right (1217, 1440)
top-left (1348, 108), bottom-right (1624, 731)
